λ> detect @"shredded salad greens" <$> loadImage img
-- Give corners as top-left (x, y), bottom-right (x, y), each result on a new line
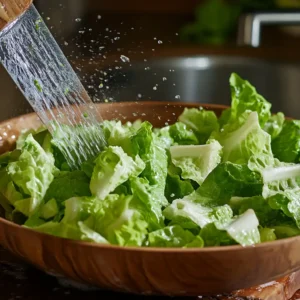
top-left (0, 73), bottom-right (300, 248)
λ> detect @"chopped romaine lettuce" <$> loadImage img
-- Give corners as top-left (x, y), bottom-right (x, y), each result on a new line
top-left (228, 73), bottom-right (271, 127)
top-left (45, 170), bottom-right (91, 203)
top-left (163, 198), bottom-right (233, 230)
top-left (196, 162), bottom-right (263, 206)
top-left (178, 107), bottom-right (219, 144)
top-left (164, 163), bottom-right (194, 202)
top-left (271, 120), bottom-right (300, 163)
top-left (217, 112), bottom-right (272, 164)
top-left (90, 146), bottom-right (145, 200)
top-left (130, 177), bottom-right (166, 231)
top-left (169, 122), bottom-right (199, 145)
top-left (170, 140), bottom-right (222, 185)
top-left (259, 227), bottom-right (277, 242)
top-left (148, 225), bottom-right (204, 248)
top-left (7, 134), bottom-right (56, 216)
top-left (263, 112), bottom-right (285, 140)
top-left (224, 209), bottom-right (260, 246)
top-left (0, 72), bottom-right (298, 248)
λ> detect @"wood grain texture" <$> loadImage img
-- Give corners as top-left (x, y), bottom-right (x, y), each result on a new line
top-left (1, 246), bottom-right (300, 300)
top-left (0, 0), bottom-right (32, 30)
top-left (0, 102), bottom-right (300, 296)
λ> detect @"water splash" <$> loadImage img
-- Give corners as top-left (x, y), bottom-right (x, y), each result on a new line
top-left (0, 5), bottom-right (106, 169)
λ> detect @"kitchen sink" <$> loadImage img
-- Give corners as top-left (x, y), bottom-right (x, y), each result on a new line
top-left (1, 55), bottom-right (300, 121)
top-left (92, 55), bottom-right (300, 119)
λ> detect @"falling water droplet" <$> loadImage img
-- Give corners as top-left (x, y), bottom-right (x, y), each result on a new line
top-left (153, 86), bottom-right (157, 91)
top-left (175, 95), bottom-right (181, 100)
top-left (97, 15), bottom-right (102, 20)
top-left (64, 41), bottom-right (68, 46)
top-left (158, 40), bottom-right (163, 44)
top-left (162, 77), bottom-right (167, 81)
top-left (120, 55), bottom-right (130, 63)
top-left (75, 18), bottom-right (81, 22)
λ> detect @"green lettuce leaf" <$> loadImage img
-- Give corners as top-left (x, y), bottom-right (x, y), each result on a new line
top-left (107, 121), bottom-right (135, 155)
top-left (263, 112), bottom-right (285, 140)
top-left (272, 224), bottom-right (300, 239)
top-left (148, 225), bottom-right (204, 248)
top-left (164, 163), bottom-right (195, 202)
top-left (153, 126), bottom-right (174, 149)
top-left (45, 170), bottom-right (91, 203)
top-left (200, 223), bottom-right (235, 247)
top-left (229, 195), bottom-right (289, 227)
top-left (130, 177), bottom-right (165, 231)
top-left (132, 122), bottom-right (168, 189)
top-left (25, 219), bottom-right (109, 244)
top-left (90, 146), bottom-right (145, 200)
top-left (39, 198), bottom-right (59, 220)
top-left (259, 227), bottom-right (277, 242)
top-left (170, 140), bottom-right (222, 185)
top-left (178, 107), bottom-right (219, 144)
top-left (7, 134), bottom-right (56, 216)
top-left (84, 194), bottom-right (148, 246)
top-left (224, 209), bottom-right (260, 246)
top-left (196, 162), bottom-right (263, 206)
top-left (16, 126), bottom-right (48, 150)
top-left (217, 112), bottom-right (272, 164)
top-left (163, 197), bottom-right (233, 230)
top-left (1, 181), bottom-right (23, 206)
top-left (228, 73), bottom-right (271, 127)
top-left (201, 209), bottom-right (260, 247)
top-left (249, 154), bottom-right (300, 228)
top-left (271, 120), bottom-right (300, 163)
top-left (169, 122), bottom-right (199, 145)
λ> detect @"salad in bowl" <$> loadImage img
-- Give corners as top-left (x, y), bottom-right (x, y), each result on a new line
top-left (0, 73), bottom-right (298, 249)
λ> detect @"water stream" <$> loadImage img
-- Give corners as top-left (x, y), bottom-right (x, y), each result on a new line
top-left (0, 4), bottom-right (106, 169)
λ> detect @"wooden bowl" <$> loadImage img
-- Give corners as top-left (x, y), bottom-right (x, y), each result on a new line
top-left (0, 101), bottom-right (300, 296)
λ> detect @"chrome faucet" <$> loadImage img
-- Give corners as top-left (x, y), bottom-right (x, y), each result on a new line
top-left (237, 11), bottom-right (300, 47)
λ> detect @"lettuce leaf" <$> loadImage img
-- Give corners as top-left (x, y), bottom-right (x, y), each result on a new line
top-left (228, 73), bottom-right (271, 127)
top-left (196, 162), bottom-right (263, 206)
top-left (90, 146), bottom-right (145, 200)
top-left (170, 140), bottom-right (222, 185)
top-left (169, 122), bottom-right (199, 145)
top-left (7, 134), bottom-right (56, 216)
top-left (45, 170), bottom-right (91, 203)
top-left (178, 107), bottom-right (219, 144)
top-left (163, 197), bottom-right (233, 230)
top-left (217, 112), bottom-right (272, 164)
top-left (271, 120), bottom-right (300, 163)
top-left (164, 163), bottom-right (195, 202)
top-left (148, 225), bottom-right (204, 248)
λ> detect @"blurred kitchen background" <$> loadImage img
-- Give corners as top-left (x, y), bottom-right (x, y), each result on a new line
top-left (1, 0), bottom-right (300, 120)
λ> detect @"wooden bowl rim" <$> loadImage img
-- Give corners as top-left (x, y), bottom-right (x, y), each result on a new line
top-left (0, 101), bottom-right (298, 253)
